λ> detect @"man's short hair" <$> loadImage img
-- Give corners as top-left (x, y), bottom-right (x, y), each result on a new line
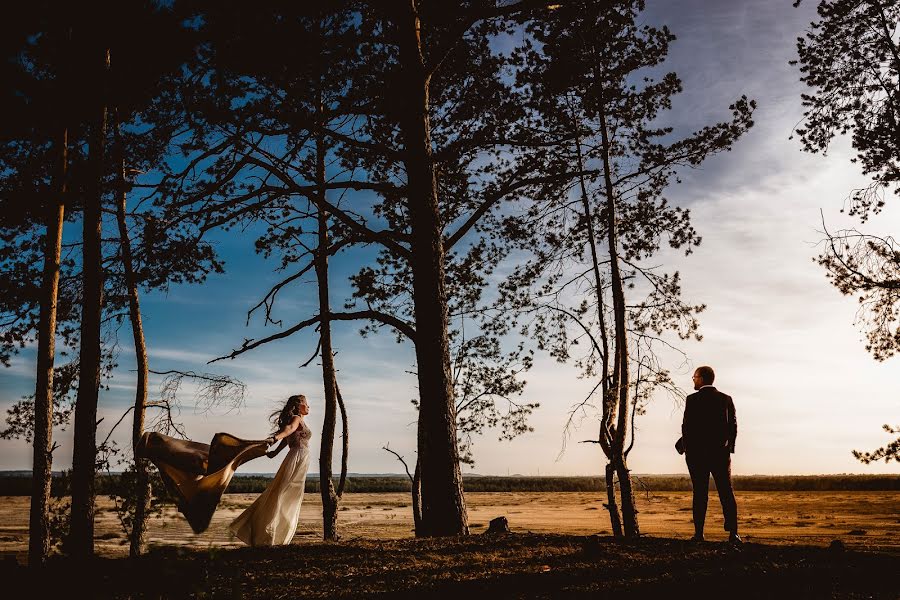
top-left (695, 365), bottom-right (715, 385)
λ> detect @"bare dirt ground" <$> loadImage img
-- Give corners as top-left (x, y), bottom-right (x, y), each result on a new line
top-left (1, 491), bottom-right (898, 559)
top-left (4, 533), bottom-right (899, 599)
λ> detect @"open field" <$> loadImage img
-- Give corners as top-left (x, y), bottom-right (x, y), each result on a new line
top-left (0, 491), bottom-right (897, 561)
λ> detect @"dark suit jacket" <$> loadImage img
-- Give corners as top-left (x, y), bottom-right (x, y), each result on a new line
top-left (681, 386), bottom-right (737, 456)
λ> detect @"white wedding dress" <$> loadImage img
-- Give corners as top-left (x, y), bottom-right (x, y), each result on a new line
top-left (229, 420), bottom-right (312, 546)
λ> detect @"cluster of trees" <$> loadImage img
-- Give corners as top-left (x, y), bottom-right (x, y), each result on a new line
top-left (0, 2), bottom-right (223, 563)
top-left (1, 0), bottom-right (767, 567)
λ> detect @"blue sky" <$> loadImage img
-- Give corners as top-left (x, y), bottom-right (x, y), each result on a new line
top-left (1, 0), bottom-right (898, 476)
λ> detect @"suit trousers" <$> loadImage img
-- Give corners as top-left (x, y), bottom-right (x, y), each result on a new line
top-left (686, 450), bottom-right (737, 534)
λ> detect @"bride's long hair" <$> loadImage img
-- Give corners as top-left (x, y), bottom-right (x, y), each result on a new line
top-left (270, 394), bottom-right (306, 431)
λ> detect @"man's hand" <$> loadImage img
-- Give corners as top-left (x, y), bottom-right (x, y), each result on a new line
top-left (265, 436), bottom-right (276, 446)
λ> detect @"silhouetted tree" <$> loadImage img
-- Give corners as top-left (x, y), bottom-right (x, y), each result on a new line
top-left (792, 0), bottom-right (899, 457)
top-left (793, 0), bottom-right (899, 221)
top-left (0, 5), bottom-right (81, 566)
top-left (68, 38), bottom-right (109, 561)
top-left (793, 0), bottom-right (899, 359)
top-left (174, 0), bottom-right (566, 537)
top-left (28, 109), bottom-right (68, 571)
top-left (340, 1), bottom-right (580, 537)
top-left (502, 0), bottom-right (756, 537)
top-left (165, 1), bottom-right (360, 540)
top-left (103, 2), bottom-right (201, 556)
top-left (2, 1), bottom-right (218, 559)
top-left (112, 117), bottom-right (152, 556)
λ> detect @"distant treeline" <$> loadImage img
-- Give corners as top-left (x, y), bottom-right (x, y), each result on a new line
top-left (1, 473), bottom-right (898, 496)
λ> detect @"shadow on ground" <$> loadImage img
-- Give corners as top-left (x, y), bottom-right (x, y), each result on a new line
top-left (7, 534), bottom-right (899, 599)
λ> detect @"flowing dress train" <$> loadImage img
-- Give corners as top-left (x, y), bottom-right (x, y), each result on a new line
top-left (135, 431), bottom-right (269, 533)
top-left (229, 420), bottom-right (312, 546)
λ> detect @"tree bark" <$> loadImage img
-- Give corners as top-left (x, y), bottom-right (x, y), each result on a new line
top-left (29, 126), bottom-right (67, 568)
top-left (615, 459), bottom-right (638, 537)
top-left (394, 2), bottom-right (468, 537)
top-left (604, 462), bottom-right (623, 537)
top-left (70, 47), bottom-right (109, 560)
top-left (113, 119), bottom-right (150, 557)
top-left (315, 123), bottom-right (343, 541)
top-left (598, 93), bottom-right (640, 539)
top-left (335, 380), bottom-right (349, 498)
top-left (412, 459), bottom-right (422, 533)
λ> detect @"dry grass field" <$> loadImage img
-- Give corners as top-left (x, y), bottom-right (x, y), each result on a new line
top-left (1, 490), bottom-right (897, 560)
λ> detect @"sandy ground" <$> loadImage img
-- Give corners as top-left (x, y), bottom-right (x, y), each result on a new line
top-left (1, 491), bottom-right (897, 560)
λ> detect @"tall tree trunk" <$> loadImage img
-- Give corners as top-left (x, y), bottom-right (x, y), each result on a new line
top-left (315, 124), bottom-right (343, 541)
top-left (597, 96), bottom-right (640, 539)
top-left (394, 3), bottom-right (468, 537)
top-left (70, 47), bottom-right (109, 559)
top-left (571, 110), bottom-right (623, 535)
top-left (113, 119), bottom-right (150, 557)
top-left (29, 127), bottom-right (67, 567)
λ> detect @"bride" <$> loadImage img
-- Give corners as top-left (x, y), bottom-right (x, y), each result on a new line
top-left (229, 394), bottom-right (312, 546)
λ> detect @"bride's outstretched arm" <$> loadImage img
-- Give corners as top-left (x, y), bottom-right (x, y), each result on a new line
top-left (266, 439), bottom-right (287, 459)
top-left (265, 415), bottom-right (302, 458)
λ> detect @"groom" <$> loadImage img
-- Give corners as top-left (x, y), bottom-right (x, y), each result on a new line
top-left (678, 365), bottom-right (740, 543)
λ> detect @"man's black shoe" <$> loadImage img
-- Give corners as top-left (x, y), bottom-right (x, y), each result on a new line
top-left (690, 534), bottom-right (705, 542)
top-left (728, 532), bottom-right (743, 545)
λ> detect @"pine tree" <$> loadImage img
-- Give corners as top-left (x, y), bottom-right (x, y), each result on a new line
top-left (503, 0), bottom-right (756, 536)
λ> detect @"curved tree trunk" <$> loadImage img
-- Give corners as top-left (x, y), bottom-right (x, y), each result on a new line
top-left (29, 126), bottom-right (67, 567)
top-left (70, 47), bottom-right (109, 559)
top-left (412, 459), bottom-right (422, 533)
top-left (394, 1), bottom-right (468, 538)
top-left (113, 119), bottom-right (150, 557)
top-left (335, 381), bottom-right (349, 498)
